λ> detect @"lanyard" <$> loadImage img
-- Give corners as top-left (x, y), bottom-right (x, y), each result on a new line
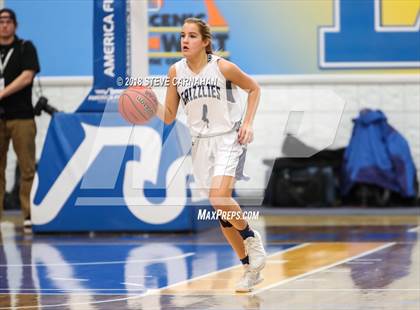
top-left (0, 48), bottom-right (14, 75)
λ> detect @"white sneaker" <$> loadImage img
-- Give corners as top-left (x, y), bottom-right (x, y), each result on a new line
top-left (235, 265), bottom-right (263, 292)
top-left (244, 230), bottom-right (266, 271)
top-left (23, 219), bottom-right (32, 229)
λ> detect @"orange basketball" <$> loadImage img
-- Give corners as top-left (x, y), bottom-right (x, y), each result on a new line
top-left (118, 86), bottom-right (158, 125)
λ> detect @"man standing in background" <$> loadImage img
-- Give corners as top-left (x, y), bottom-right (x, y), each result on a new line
top-left (0, 8), bottom-right (40, 229)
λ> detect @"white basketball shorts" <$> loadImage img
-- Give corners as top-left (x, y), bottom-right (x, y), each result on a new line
top-left (190, 130), bottom-right (249, 198)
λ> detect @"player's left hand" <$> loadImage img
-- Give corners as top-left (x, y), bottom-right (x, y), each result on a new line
top-left (238, 123), bottom-right (254, 145)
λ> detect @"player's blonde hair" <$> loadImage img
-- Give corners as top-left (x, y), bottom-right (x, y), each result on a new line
top-left (184, 17), bottom-right (213, 54)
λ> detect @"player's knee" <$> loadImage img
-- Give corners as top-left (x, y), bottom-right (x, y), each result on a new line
top-left (218, 216), bottom-right (233, 228)
top-left (209, 189), bottom-right (231, 207)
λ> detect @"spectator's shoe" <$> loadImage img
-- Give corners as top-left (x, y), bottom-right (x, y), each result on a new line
top-left (23, 218), bottom-right (32, 229)
top-left (235, 265), bottom-right (263, 292)
top-left (244, 230), bottom-right (266, 271)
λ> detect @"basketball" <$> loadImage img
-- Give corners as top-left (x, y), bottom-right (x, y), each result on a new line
top-left (118, 86), bottom-right (158, 125)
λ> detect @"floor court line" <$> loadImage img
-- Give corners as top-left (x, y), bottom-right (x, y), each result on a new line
top-left (50, 277), bottom-right (89, 282)
top-left (251, 242), bottom-right (395, 295)
top-left (408, 226), bottom-right (420, 233)
top-left (0, 295), bottom-right (147, 310)
top-left (141, 243), bottom-right (310, 296)
top-left (158, 242), bottom-right (395, 296)
top-left (0, 252), bottom-right (195, 267)
top-left (2, 289), bottom-right (143, 291)
top-left (0, 242), bottom-right (405, 308)
top-left (0, 245), bottom-right (306, 294)
top-left (0, 244), bottom-right (311, 309)
top-left (121, 282), bottom-right (145, 287)
top-left (269, 288), bottom-right (420, 292)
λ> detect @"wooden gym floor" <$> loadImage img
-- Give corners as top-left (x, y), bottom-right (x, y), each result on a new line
top-left (0, 210), bottom-right (419, 309)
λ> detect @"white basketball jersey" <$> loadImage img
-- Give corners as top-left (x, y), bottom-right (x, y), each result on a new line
top-left (175, 55), bottom-right (243, 137)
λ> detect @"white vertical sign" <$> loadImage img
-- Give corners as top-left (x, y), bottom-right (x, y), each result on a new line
top-left (129, 0), bottom-right (149, 78)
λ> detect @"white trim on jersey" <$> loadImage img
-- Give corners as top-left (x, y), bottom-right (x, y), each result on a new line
top-left (174, 54), bottom-right (245, 138)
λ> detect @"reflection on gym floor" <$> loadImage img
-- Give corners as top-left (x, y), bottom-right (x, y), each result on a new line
top-left (0, 214), bottom-right (419, 309)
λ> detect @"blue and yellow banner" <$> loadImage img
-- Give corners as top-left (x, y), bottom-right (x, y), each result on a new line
top-left (5, 0), bottom-right (419, 76)
top-left (147, 0), bottom-right (420, 75)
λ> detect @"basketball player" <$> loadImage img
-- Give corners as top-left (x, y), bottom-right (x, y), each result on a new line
top-left (156, 18), bottom-right (266, 292)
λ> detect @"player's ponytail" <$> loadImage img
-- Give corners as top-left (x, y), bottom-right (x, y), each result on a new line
top-left (184, 17), bottom-right (213, 54)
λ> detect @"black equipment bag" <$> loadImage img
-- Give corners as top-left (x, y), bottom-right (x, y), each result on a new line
top-left (263, 149), bottom-right (344, 207)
